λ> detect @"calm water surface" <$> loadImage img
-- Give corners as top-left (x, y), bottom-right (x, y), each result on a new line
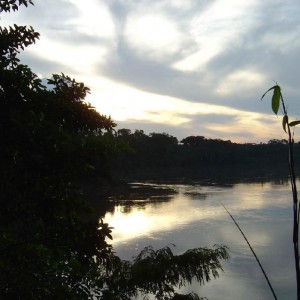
top-left (104, 179), bottom-right (296, 299)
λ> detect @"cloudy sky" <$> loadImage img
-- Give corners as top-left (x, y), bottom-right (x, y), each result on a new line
top-left (2, 0), bottom-right (300, 142)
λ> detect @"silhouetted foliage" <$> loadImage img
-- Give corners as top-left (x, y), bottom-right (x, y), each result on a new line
top-left (99, 245), bottom-right (228, 300)
top-left (114, 129), bottom-right (298, 180)
top-left (0, 2), bottom-right (118, 298)
top-left (0, 0), bottom-right (33, 12)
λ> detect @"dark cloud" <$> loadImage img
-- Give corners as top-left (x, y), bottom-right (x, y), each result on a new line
top-left (185, 113), bottom-right (237, 125)
top-left (101, 39), bottom-right (189, 93)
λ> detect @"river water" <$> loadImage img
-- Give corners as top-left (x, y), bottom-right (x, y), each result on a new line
top-left (104, 179), bottom-right (297, 299)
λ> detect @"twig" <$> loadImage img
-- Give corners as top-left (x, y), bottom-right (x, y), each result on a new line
top-left (220, 201), bottom-right (277, 300)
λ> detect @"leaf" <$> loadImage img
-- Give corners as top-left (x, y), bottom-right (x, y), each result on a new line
top-left (106, 233), bottom-right (113, 240)
top-left (289, 120), bottom-right (300, 127)
top-left (261, 85), bottom-right (276, 101)
top-left (282, 115), bottom-right (288, 133)
top-left (261, 84), bottom-right (281, 115)
top-left (272, 85), bottom-right (281, 115)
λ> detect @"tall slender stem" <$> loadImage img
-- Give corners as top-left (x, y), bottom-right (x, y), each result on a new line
top-left (221, 202), bottom-right (277, 300)
top-left (281, 95), bottom-right (300, 299)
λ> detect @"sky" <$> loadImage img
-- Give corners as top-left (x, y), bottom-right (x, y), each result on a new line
top-left (2, 0), bottom-right (300, 143)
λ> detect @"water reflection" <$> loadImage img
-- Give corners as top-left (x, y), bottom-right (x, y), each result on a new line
top-left (104, 179), bottom-right (296, 299)
top-left (105, 185), bottom-right (225, 244)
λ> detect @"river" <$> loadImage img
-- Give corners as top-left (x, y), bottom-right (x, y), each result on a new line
top-left (104, 178), bottom-right (296, 299)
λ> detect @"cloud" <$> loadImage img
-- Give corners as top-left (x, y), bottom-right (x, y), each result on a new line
top-left (18, 51), bottom-right (73, 77)
top-left (173, 0), bottom-right (260, 72)
top-left (68, 0), bottom-right (115, 39)
top-left (124, 13), bottom-right (183, 62)
top-left (2, 0), bottom-right (300, 143)
top-left (215, 69), bottom-right (267, 97)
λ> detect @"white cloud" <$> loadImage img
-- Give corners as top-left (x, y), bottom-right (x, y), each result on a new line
top-left (216, 69), bottom-right (267, 96)
top-left (173, 0), bottom-right (259, 72)
top-left (25, 37), bottom-right (107, 75)
top-left (84, 76), bottom-right (280, 142)
top-left (87, 78), bottom-right (242, 123)
top-left (68, 0), bottom-right (115, 38)
top-left (206, 112), bottom-right (279, 143)
top-left (157, 0), bottom-right (196, 10)
top-left (124, 13), bottom-right (182, 61)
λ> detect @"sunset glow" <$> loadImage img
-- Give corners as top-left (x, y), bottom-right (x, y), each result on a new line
top-left (3, 0), bottom-right (300, 143)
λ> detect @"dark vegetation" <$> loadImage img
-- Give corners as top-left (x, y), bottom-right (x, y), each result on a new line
top-left (0, 1), bottom-right (229, 299)
top-left (112, 129), bottom-right (298, 181)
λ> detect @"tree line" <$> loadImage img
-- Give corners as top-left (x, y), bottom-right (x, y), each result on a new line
top-left (111, 129), bottom-right (298, 180)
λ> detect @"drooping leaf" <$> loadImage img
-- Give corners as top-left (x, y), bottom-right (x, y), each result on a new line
top-left (272, 85), bottom-right (281, 115)
top-left (289, 120), bottom-right (300, 127)
top-left (261, 85), bottom-right (276, 101)
top-left (282, 115), bottom-right (288, 133)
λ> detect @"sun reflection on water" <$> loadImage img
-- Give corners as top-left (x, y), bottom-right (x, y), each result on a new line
top-left (103, 180), bottom-right (296, 299)
top-left (105, 206), bottom-right (151, 242)
top-left (104, 189), bottom-right (227, 244)
top-left (104, 181), bottom-right (292, 246)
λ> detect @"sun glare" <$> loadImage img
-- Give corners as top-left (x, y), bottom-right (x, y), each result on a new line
top-left (68, 0), bottom-right (115, 38)
top-left (84, 76), bottom-right (280, 143)
top-left (105, 207), bottom-right (151, 242)
top-left (124, 13), bottom-right (181, 60)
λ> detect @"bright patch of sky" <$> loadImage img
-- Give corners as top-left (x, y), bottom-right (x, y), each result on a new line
top-left (68, 0), bottom-right (115, 38)
top-left (2, 0), bottom-right (300, 142)
top-left (124, 13), bottom-right (182, 61)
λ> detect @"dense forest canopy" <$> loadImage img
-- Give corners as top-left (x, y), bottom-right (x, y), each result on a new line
top-left (112, 129), bottom-right (296, 180)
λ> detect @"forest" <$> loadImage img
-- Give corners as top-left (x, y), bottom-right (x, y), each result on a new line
top-left (111, 129), bottom-right (297, 181)
top-left (0, 1), bottom-right (294, 299)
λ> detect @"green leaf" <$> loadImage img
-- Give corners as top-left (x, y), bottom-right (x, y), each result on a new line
top-left (289, 120), bottom-right (300, 127)
top-left (272, 85), bottom-right (281, 115)
top-left (261, 85), bottom-right (276, 101)
top-left (261, 84), bottom-right (281, 115)
top-left (282, 115), bottom-right (288, 133)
